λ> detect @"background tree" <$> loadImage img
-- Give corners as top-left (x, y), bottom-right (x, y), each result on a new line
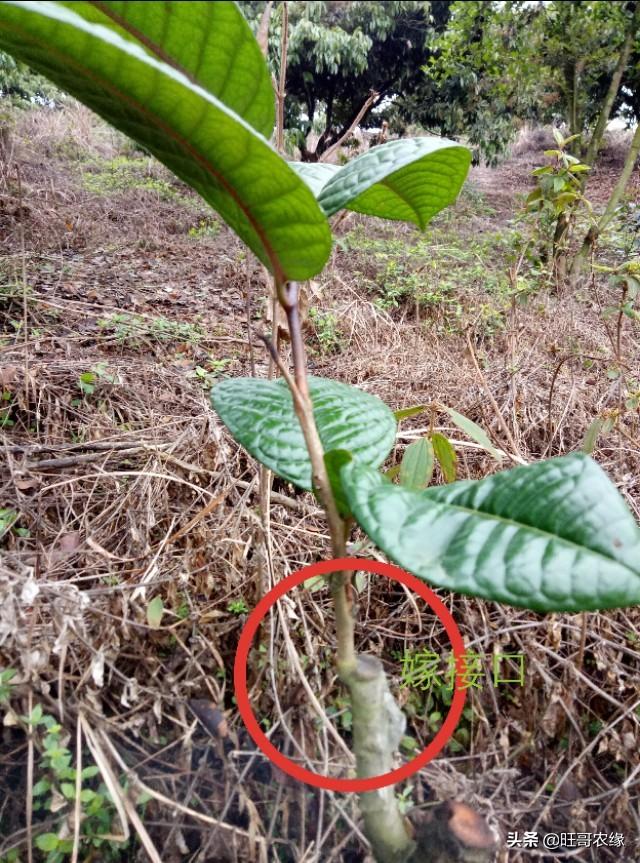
top-left (242, 1), bottom-right (435, 161)
top-left (0, 49), bottom-right (60, 104)
top-left (396, 0), bottom-right (541, 165)
top-left (401, 0), bottom-right (638, 166)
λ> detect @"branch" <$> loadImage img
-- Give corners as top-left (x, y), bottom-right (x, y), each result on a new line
top-left (256, 1), bottom-right (273, 58)
top-left (583, 1), bottom-right (639, 168)
top-left (319, 89), bottom-right (379, 163)
top-left (273, 283), bottom-right (495, 863)
top-left (349, 656), bottom-right (416, 862)
top-left (276, 1), bottom-right (289, 153)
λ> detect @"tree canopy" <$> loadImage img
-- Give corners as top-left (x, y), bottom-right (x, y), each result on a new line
top-left (241, 0), bottom-right (639, 166)
top-left (399, 0), bottom-right (639, 164)
top-left (243, 1), bottom-right (436, 160)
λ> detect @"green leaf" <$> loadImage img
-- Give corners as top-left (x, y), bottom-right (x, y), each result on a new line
top-left (442, 407), bottom-right (502, 462)
top-left (290, 162), bottom-right (340, 197)
top-left (146, 596), bottom-right (164, 628)
top-left (340, 454), bottom-right (640, 612)
top-left (525, 188), bottom-right (543, 205)
top-left (431, 432), bottom-right (457, 482)
top-left (324, 449), bottom-right (353, 516)
top-left (393, 404), bottom-right (428, 422)
top-left (294, 137), bottom-right (471, 225)
top-left (35, 834), bottom-right (59, 852)
top-left (211, 376), bottom-right (396, 490)
top-left (63, 1), bottom-right (275, 136)
top-left (582, 417), bottom-right (605, 454)
top-left (0, 1), bottom-right (331, 280)
top-left (32, 779), bottom-right (52, 796)
top-left (303, 575), bottom-right (325, 592)
top-left (60, 782), bottom-right (75, 799)
top-left (399, 438), bottom-right (434, 491)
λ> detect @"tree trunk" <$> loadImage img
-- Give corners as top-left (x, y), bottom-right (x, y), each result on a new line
top-left (319, 90), bottom-right (378, 163)
top-left (583, 1), bottom-right (639, 169)
top-left (571, 121), bottom-right (640, 278)
top-left (565, 59), bottom-right (585, 146)
top-left (275, 1), bottom-right (288, 153)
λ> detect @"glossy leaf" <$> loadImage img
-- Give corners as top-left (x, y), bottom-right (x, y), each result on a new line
top-left (60, 0), bottom-right (275, 136)
top-left (0, 1), bottom-right (331, 280)
top-left (211, 376), bottom-right (396, 490)
top-left (305, 137), bottom-right (471, 225)
top-left (399, 438), bottom-right (434, 490)
top-left (341, 454), bottom-right (640, 612)
top-left (431, 432), bottom-right (457, 482)
top-left (442, 407), bottom-right (503, 462)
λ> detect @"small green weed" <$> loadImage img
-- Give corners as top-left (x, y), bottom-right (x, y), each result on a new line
top-left (77, 362), bottom-right (117, 396)
top-left (98, 313), bottom-right (203, 347)
top-left (82, 155), bottom-right (178, 200)
top-left (227, 598), bottom-right (248, 614)
top-left (0, 509), bottom-right (28, 541)
top-left (3, 704), bottom-right (146, 863)
top-left (325, 694), bottom-right (353, 732)
top-left (189, 358), bottom-right (231, 388)
top-left (308, 307), bottom-right (343, 354)
top-left (187, 217), bottom-right (220, 239)
top-left (1, 389), bottom-right (14, 428)
top-left (0, 667), bottom-right (16, 701)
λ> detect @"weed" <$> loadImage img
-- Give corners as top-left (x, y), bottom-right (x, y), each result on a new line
top-left (98, 312), bottom-right (203, 347)
top-left (0, 668), bottom-right (16, 701)
top-left (77, 362), bottom-right (117, 396)
top-left (395, 785), bottom-right (415, 815)
top-left (187, 217), bottom-right (220, 239)
top-left (308, 307), bottom-right (343, 354)
top-left (0, 389), bottom-right (14, 428)
top-left (3, 704), bottom-right (145, 863)
top-left (325, 694), bottom-right (353, 732)
top-left (82, 155), bottom-right (179, 200)
top-left (189, 359), bottom-right (231, 389)
top-left (227, 598), bottom-right (248, 614)
top-left (0, 508), bottom-right (28, 541)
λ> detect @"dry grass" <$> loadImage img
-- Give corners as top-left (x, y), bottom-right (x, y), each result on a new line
top-left (1, 104), bottom-right (639, 863)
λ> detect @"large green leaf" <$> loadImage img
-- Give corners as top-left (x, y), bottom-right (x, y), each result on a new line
top-left (291, 138), bottom-right (471, 225)
top-left (341, 454), bottom-right (640, 612)
top-left (62, 1), bottom-right (275, 136)
top-left (0, 1), bottom-right (331, 281)
top-left (211, 376), bottom-right (396, 490)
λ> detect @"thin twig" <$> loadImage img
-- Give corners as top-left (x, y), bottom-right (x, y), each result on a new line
top-left (465, 329), bottom-right (523, 460)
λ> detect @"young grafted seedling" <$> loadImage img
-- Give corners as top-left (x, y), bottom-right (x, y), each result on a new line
top-left (3, 3), bottom-right (639, 862)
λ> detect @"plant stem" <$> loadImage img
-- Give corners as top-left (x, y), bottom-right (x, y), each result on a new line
top-left (276, 279), bottom-right (417, 860)
top-left (571, 120), bottom-right (640, 278)
top-left (275, 281), bottom-right (495, 863)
